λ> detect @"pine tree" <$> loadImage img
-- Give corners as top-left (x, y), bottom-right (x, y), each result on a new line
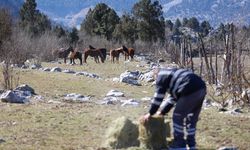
top-left (19, 0), bottom-right (51, 36)
top-left (132, 0), bottom-right (165, 43)
top-left (69, 27), bottom-right (79, 46)
top-left (182, 17), bottom-right (188, 27)
top-left (200, 21), bottom-right (212, 37)
top-left (0, 8), bottom-right (12, 44)
top-left (113, 14), bottom-right (138, 44)
top-left (174, 18), bottom-right (182, 29)
top-left (80, 3), bottom-right (119, 40)
top-left (165, 19), bottom-right (173, 31)
top-left (53, 25), bottom-right (66, 38)
top-left (187, 17), bottom-right (200, 31)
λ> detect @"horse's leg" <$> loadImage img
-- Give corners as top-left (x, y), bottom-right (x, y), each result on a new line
top-left (131, 54), bottom-right (134, 61)
top-left (97, 56), bottom-right (100, 63)
top-left (94, 56), bottom-right (98, 63)
top-left (84, 54), bottom-right (88, 63)
top-left (79, 55), bottom-right (82, 65)
top-left (111, 56), bottom-right (113, 63)
top-left (64, 57), bottom-right (66, 64)
top-left (116, 56), bottom-right (119, 63)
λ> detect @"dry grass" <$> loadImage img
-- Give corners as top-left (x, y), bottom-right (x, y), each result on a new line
top-left (0, 58), bottom-right (250, 150)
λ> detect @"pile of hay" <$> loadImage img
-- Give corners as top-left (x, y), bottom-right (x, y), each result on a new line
top-left (102, 116), bottom-right (139, 149)
top-left (138, 116), bottom-right (170, 150)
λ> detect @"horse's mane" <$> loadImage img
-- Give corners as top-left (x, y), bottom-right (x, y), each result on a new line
top-left (115, 47), bottom-right (123, 51)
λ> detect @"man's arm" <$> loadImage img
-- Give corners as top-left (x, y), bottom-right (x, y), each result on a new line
top-left (160, 95), bottom-right (176, 115)
top-left (149, 76), bottom-right (168, 115)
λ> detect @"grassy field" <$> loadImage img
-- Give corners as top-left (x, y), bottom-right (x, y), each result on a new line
top-left (0, 58), bottom-right (250, 150)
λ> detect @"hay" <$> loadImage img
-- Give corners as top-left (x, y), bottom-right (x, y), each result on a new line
top-left (102, 116), bottom-right (139, 149)
top-left (138, 116), bottom-right (170, 150)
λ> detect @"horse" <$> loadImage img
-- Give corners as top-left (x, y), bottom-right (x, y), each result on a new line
top-left (122, 45), bottom-right (135, 61)
top-left (88, 45), bottom-right (107, 62)
top-left (110, 47), bottom-right (125, 63)
top-left (83, 48), bottom-right (105, 63)
top-left (52, 46), bottom-right (73, 64)
top-left (68, 48), bottom-right (83, 65)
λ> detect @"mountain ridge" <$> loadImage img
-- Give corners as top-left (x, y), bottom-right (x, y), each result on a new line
top-left (1, 0), bottom-right (250, 28)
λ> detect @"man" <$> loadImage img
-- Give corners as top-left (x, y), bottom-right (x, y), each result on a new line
top-left (141, 67), bottom-right (206, 150)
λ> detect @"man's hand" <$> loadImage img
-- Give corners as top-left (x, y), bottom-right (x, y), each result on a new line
top-left (139, 113), bottom-right (151, 124)
top-left (156, 111), bottom-right (164, 117)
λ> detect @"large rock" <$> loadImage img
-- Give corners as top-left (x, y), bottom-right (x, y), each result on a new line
top-left (75, 71), bottom-right (100, 79)
top-left (42, 67), bottom-right (51, 72)
top-left (139, 70), bottom-right (155, 83)
top-left (51, 67), bottom-right (62, 72)
top-left (121, 99), bottom-right (139, 107)
top-left (218, 146), bottom-right (238, 150)
top-left (14, 84), bottom-right (35, 94)
top-left (64, 93), bottom-right (90, 102)
top-left (62, 69), bottom-right (75, 74)
top-left (0, 90), bottom-right (29, 103)
top-left (106, 90), bottom-right (124, 97)
top-left (98, 97), bottom-right (119, 105)
top-left (102, 116), bottom-right (139, 149)
top-left (0, 138), bottom-right (5, 144)
top-left (30, 64), bottom-right (42, 69)
top-left (120, 71), bottom-right (141, 86)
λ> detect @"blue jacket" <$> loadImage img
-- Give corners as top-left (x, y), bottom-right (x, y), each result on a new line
top-left (149, 68), bottom-right (206, 115)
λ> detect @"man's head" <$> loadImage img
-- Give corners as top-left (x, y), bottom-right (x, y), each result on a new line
top-left (153, 67), bottom-right (160, 80)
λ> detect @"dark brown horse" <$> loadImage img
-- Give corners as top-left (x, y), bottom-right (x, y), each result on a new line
top-left (89, 45), bottom-right (107, 62)
top-left (68, 48), bottom-right (83, 65)
top-left (52, 46), bottom-right (82, 65)
top-left (122, 45), bottom-right (135, 61)
top-left (52, 46), bottom-right (73, 64)
top-left (110, 47), bottom-right (125, 63)
top-left (83, 48), bottom-right (105, 63)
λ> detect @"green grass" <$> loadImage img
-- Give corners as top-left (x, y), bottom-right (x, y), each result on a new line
top-left (0, 59), bottom-right (250, 150)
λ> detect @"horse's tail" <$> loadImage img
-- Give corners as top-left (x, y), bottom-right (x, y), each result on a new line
top-left (98, 50), bottom-right (105, 63)
top-left (77, 52), bottom-right (83, 65)
top-left (130, 48), bottom-right (135, 60)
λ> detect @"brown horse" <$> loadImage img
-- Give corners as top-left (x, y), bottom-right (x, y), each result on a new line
top-left (88, 45), bottom-right (107, 62)
top-left (83, 48), bottom-right (105, 63)
top-left (122, 45), bottom-right (135, 61)
top-left (110, 47), bottom-right (125, 63)
top-left (68, 48), bottom-right (83, 65)
top-left (52, 46), bottom-right (73, 64)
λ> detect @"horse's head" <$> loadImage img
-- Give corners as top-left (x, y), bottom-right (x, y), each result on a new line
top-left (67, 46), bottom-right (74, 52)
top-left (122, 45), bottom-right (129, 54)
top-left (89, 45), bottom-right (95, 49)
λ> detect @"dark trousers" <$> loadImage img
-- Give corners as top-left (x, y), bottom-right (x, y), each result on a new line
top-left (170, 88), bottom-right (206, 150)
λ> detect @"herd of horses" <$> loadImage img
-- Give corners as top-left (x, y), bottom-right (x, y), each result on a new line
top-left (52, 45), bottom-right (135, 65)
